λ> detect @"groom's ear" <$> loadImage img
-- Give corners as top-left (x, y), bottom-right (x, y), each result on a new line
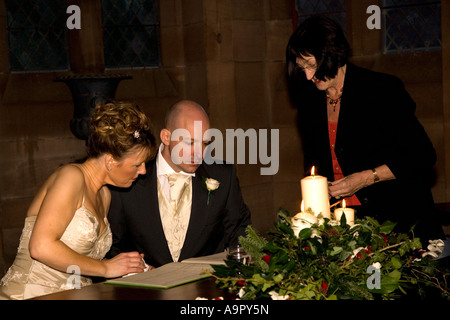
top-left (160, 128), bottom-right (171, 146)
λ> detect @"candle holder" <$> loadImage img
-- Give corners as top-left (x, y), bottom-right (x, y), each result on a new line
top-left (55, 73), bottom-right (132, 140)
top-left (226, 245), bottom-right (252, 266)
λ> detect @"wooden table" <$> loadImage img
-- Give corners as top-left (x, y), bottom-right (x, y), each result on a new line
top-left (32, 277), bottom-right (235, 300)
top-left (30, 278), bottom-right (277, 318)
top-left (28, 277), bottom-right (440, 319)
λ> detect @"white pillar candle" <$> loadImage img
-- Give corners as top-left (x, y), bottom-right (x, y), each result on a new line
top-left (300, 167), bottom-right (331, 220)
top-left (334, 199), bottom-right (355, 226)
top-left (292, 201), bottom-right (318, 237)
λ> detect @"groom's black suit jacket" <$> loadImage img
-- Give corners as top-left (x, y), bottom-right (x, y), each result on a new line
top-left (107, 159), bottom-right (251, 267)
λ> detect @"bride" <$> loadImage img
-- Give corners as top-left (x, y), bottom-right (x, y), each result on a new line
top-left (0, 101), bottom-right (157, 299)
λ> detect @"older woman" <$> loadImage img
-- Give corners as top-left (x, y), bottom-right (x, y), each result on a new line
top-left (0, 101), bottom-right (157, 299)
top-left (286, 15), bottom-right (443, 241)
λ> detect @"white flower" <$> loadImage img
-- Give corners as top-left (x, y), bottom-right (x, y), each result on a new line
top-left (422, 239), bottom-right (445, 259)
top-left (350, 247), bottom-right (365, 259)
top-left (328, 219), bottom-right (340, 226)
top-left (205, 178), bottom-right (220, 191)
top-left (371, 262), bottom-right (382, 269)
top-left (204, 178), bottom-right (220, 205)
top-left (427, 239), bottom-right (445, 251)
top-left (269, 291), bottom-right (290, 300)
top-left (291, 212), bottom-right (317, 237)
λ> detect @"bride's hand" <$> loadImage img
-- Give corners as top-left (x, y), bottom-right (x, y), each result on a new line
top-left (102, 251), bottom-right (147, 278)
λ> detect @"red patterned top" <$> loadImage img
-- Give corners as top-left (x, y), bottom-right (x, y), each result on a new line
top-left (328, 121), bottom-right (361, 206)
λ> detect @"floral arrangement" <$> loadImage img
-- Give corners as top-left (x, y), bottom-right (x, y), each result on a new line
top-left (211, 208), bottom-right (450, 300)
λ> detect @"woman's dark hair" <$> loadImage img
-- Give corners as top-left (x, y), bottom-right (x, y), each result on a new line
top-left (87, 100), bottom-right (157, 162)
top-left (286, 15), bottom-right (351, 81)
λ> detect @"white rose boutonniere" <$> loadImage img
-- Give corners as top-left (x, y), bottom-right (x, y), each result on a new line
top-left (203, 177), bottom-right (220, 205)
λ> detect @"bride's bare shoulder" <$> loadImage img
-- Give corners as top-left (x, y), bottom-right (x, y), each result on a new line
top-left (36, 164), bottom-right (86, 197)
top-left (27, 164), bottom-right (85, 217)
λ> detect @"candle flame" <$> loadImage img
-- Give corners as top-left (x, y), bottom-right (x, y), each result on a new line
top-left (342, 199), bottom-right (346, 209)
top-left (311, 166), bottom-right (315, 176)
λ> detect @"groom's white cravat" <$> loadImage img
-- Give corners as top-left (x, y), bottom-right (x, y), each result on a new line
top-left (156, 144), bottom-right (195, 201)
top-left (156, 144), bottom-right (194, 261)
top-left (166, 173), bottom-right (190, 210)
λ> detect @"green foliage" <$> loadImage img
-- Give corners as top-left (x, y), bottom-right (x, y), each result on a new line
top-left (211, 209), bottom-right (450, 300)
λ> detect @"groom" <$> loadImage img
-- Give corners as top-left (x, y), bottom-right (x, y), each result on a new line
top-left (107, 100), bottom-right (252, 268)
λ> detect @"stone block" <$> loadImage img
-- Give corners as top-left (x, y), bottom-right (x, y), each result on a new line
top-left (159, 0), bottom-right (183, 27)
top-left (206, 62), bottom-right (237, 131)
top-left (231, 0), bottom-right (264, 20)
top-left (235, 62), bottom-right (270, 129)
top-left (183, 22), bottom-right (206, 64)
top-left (0, 138), bottom-right (86, 199)
top-left (0, 101), bottom-right (74, 138)
top-left (233, 20), bottom-right (266, 62)
top-left (272, 126), bottom-right (303, 183)
top-left (182, 0), bottom-right (204, 25)
top-left (160, 25), bottom-right (185, 67)
top-left (272, 181), bottom-right (302, 217)
top-left (267, 62), bottom-right (297, 127)
top-left (240, 182), bottom-right (275, 234)
top-left (267, 0), bottom-right (293, 20)
top-left (265, 20), bottom-right (293, 62)
top-left (184, 64), bottom-right (208, 107)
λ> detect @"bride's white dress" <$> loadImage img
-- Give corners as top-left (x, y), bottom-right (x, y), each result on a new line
top-left (0, 197), bottom-right (112, 300)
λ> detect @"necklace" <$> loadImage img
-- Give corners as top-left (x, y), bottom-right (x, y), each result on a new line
top-left (327, 95), bottom-right (341, 112)
top-left (325, 66), bottom-right (345, 112)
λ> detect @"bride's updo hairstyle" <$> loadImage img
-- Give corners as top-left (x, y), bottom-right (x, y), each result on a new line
top-left (87, 100), bottom-right (157, 162)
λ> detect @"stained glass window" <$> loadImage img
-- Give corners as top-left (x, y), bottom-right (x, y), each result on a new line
top-left (294, 0), bottom-right (346, 31)
top-left (102, 0), bottom-right (161, 69)
top-left (383, 0), bottom-right (441, 54)
top-left (5, 0), bottom-right (69, 72)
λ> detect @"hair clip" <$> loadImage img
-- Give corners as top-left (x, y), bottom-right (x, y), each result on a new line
top-left (133, 130), bottom-right (140, 139)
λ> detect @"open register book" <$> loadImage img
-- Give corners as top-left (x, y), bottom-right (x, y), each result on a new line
top-left (105, 251), bottom-right (227, 289)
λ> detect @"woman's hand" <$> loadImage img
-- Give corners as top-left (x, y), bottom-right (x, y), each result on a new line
top-left (102, 252), bottom-right (150, 278)
top-left (329, 165), bottom-right (395, 199)
top-left (329, 170), bottom-right (373, 199)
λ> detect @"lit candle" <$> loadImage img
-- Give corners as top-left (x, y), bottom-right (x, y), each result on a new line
top-left (334, 199), bottom-right (355, 226)
top-left (292, 201), bottom-right (318, 237)
top-left (300, 166), bottom-right (331, 220)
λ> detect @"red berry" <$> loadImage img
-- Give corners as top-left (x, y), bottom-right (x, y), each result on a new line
top-left (262, 255), bottom-right (271, 264)
top-left (321, 281), bottom-right (328, 294)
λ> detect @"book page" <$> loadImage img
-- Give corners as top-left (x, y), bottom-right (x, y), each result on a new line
top-left (181, 251), bottom-right (227, 265)
top-left (105, 262), bottom-right (213, 289)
